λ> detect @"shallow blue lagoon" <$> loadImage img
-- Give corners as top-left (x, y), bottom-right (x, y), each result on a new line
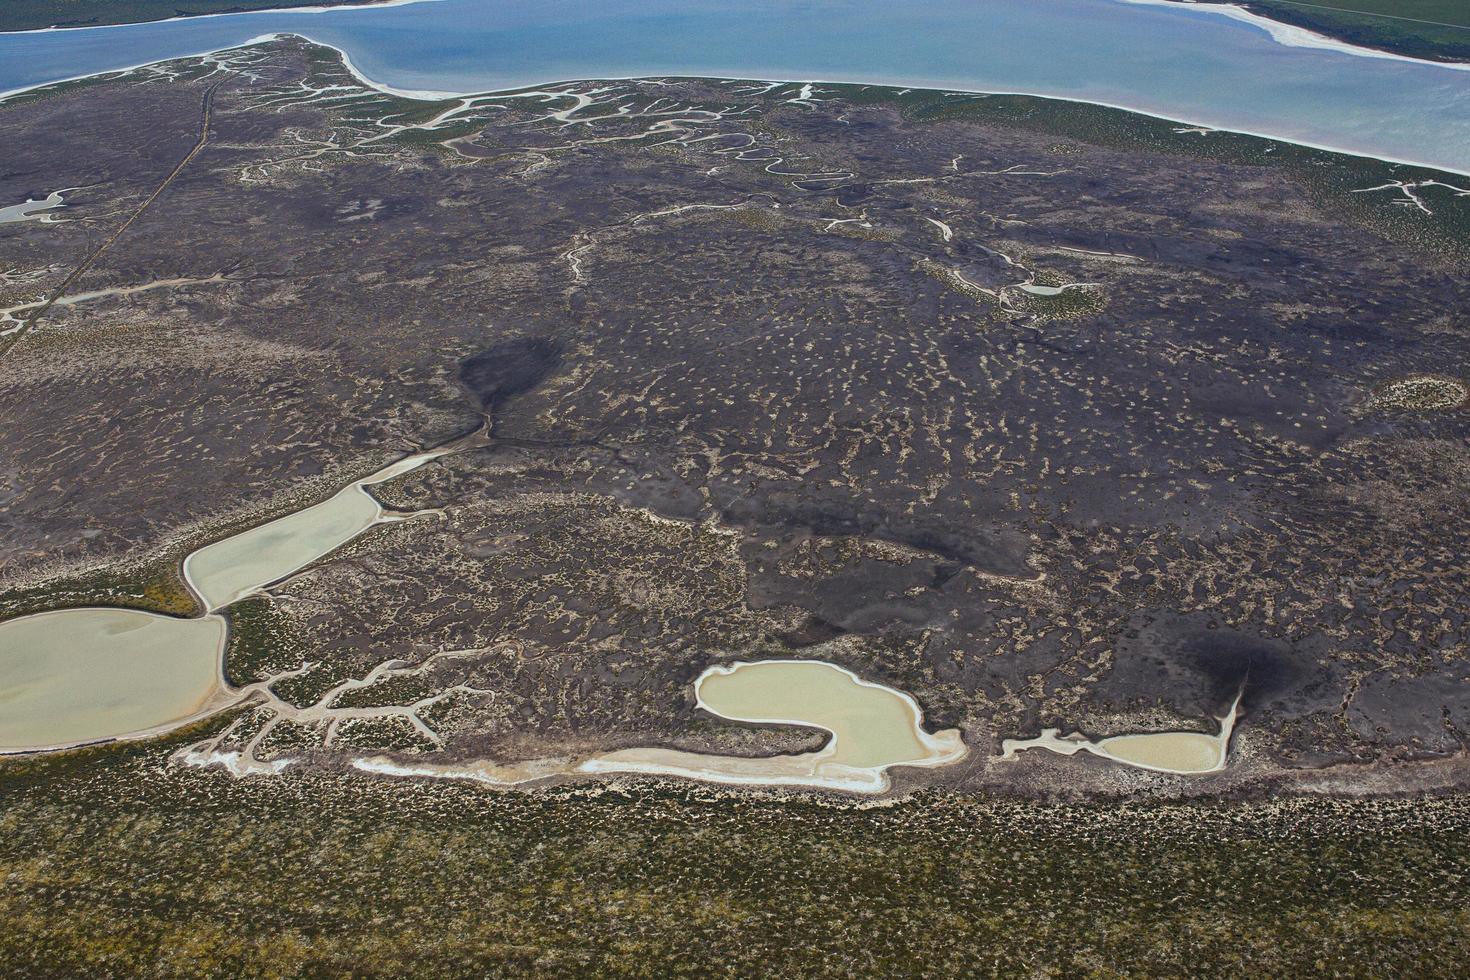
top-left (2, 0), bottom-right (1467, 173)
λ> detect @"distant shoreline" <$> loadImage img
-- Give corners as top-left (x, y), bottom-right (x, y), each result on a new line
top-left (8, 31), bottom-right (1466, 180)
top-left (1, 0), bottom-right (1466, 67)
top-left (1165, 0), bottom-right (1470, 64)
top-left (0, 0), bottom-right (427, 34)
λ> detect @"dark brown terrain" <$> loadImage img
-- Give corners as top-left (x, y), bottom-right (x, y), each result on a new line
top-left (4, 35), bottom-right (1470, 976)
top-left (3, 38), bottom-right (1469, 798)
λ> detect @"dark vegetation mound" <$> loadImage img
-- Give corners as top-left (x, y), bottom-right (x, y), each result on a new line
top-left (459, 337), bottom-right (562, 413)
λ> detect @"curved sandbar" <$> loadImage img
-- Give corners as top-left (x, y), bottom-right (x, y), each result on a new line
top-left (350, 754), bottom-right (571, 788)
top-left (581, 659), bottom-right (966, 793)
top-left (1000, 693), bottom-right (1241, 775)
top-left (0, 445), bottom-right (451, 754)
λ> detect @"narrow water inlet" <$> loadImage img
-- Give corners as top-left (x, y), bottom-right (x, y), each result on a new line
top-left (1000, 692), bottom-right (1243, 775)
top-left (184, 445), bottom-right (451, 611)
top-left (1016, 281), bottom-right (1100, 297)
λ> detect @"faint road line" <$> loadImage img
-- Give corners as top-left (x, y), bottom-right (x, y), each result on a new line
top-left (1245, 1), bottom-right (1470, 32)
top-left (0, 81), bottom-right (222, 363)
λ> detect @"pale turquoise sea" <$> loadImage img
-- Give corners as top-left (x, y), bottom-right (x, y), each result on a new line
top-left (2, 0), bottom-right (1468, 174)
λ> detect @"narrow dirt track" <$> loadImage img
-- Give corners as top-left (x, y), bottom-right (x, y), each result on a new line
top-left (0, 80), bottom-right (221, 363)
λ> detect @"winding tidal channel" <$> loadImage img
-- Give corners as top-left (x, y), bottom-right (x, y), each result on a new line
top-left (0, 438), bottom-right (967, 794)
top-left (2, 0), bottom-right (1468, 175)
top-left (1, 439), bottom-right (1237, 790)
top-left (0, 445), bottom-right (451, 753)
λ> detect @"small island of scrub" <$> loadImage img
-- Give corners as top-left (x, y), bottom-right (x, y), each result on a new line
top-left (1368, 374), bottom-right (1469, 412)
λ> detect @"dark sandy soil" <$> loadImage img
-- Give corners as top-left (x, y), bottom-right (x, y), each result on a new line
top-left (2, 38), bottom-right (1468, 800)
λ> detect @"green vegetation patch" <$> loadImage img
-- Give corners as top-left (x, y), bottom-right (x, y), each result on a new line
top-left (1368, 374), bottom-right (1469, 412)
top-left (222, 596), bottom-right (310, 687)
top-left (1222, 1), bottom-right (1470, 64)
top-left (1015, 284), bottom-right (1109, 321)
top-left (2, 731), bottom-right (1469, 976)
top-left (0, 555), bottom-right (198, 622)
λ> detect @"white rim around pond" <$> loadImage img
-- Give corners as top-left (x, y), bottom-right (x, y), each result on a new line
top-left (0, 607), bottom-right (232, 752)
top-left (0, 446), bottom-right (447, 753)
top-left (580, 659), bottom-right (967, 793)
top-left (0, 189), bottom-right (68, 224)
top-left (183, 446), bottom-right (449, 611)
top-left (1000, 692), bottom-right (1242, 775)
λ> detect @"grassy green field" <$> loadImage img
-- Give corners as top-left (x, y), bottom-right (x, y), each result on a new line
top-left (3, 730), bottom-right (1469, 977)
top-left (1206, 0), bottom-right (1470, 61)
top-left (0, 0), bottom-right (387, 32)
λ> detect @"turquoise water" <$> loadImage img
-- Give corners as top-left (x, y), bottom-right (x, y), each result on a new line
top-left (2, 0), bottom-right (1467, 174)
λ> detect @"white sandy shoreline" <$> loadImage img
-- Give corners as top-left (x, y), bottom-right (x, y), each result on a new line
top-left (3, 21), bottom-right (1465, 179)
top-left (0, 0), bottom-right (1465, 177)
top-left (291, 34), bottom-right (1470, 179)
top-left (1119, 0), bottom-right (1468, 70)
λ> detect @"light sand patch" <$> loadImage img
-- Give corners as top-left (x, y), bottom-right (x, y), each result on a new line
top-left (350, 754), bottom-right (573, 787)
top-left (1017, 281), bottom-right (1100, 297)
